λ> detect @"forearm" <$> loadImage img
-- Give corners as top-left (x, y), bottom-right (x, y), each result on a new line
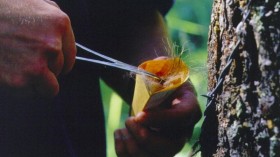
top-left (99, 8), bottom-right (170, 103)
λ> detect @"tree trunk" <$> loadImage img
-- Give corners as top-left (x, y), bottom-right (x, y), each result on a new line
top-left (200, 0), bottom-right (280, 156)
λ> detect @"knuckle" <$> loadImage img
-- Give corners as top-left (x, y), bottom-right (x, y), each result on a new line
top-left (53, 12), bottom-right (71, 31)
top-left (44, 42), bottom-right (56, 55)
top-left (43, 41), bottom-right (63, 76)
top-left (44, 38), bottom-right (61, 53)
top-left (43, 7), bottom-right (70, 32)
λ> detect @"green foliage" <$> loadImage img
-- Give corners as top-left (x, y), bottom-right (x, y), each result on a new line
top-left (166, 0), bottom-right (212, 50)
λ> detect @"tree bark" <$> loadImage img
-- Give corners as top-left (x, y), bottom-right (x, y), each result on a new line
top-left (200, 0), bottom-right (280, 156)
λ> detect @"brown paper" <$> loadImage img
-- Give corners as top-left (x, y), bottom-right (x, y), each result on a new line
top-left (131, 57), bottom-right (189, 116)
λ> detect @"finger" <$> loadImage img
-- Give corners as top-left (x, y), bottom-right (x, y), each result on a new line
top-left (46, 46), bottom-right (64, 77)
top-left (33, 68), bottom-right (59, 98)
top-left (120, 129), bottom-right (152, 157)
top-left (136, 90), bottom-right (201, 128)
top-left (138, 81), bottom-right (200, 127)
top-left (114, 129), bottom-right (129, 157)
top-left (61, 14), bottom-right (76, 74)
top-left (126, 118), bottom-right (150, 144)
top-left (125, 118), bottom-right (185, 157)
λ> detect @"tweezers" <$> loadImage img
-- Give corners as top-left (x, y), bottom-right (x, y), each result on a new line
top-left (75, 43), bottom-right (164, 83)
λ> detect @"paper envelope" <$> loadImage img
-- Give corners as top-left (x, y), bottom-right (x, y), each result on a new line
top-left (131, 57), bottom-right (189, 116)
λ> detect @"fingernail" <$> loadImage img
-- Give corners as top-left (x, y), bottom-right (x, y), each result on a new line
top-left (135, 112), bottom-right (145, 122)
top-left (172, 98), bottom-right (181, 105)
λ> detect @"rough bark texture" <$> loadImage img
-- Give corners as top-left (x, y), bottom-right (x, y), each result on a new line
top-left (200, 0), bottom-right (280, 156)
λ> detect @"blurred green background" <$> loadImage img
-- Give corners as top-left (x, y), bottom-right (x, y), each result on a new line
top-left (100, 0), bottom-right (212, 156)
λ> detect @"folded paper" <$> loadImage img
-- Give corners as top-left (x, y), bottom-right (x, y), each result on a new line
top-left (131, 57), bottom-right (189, 116)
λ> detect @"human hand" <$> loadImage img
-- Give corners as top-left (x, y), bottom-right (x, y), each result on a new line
top-left (114, 82), bottom-right (201, 157)
top-left (0, 0), bottom-right (76, 99)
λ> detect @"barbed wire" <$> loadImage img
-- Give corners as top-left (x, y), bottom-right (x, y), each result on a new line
top-left (204, 0), bottom-right (252, 114)
top-left (191, 0), bottom-right (253, 156)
